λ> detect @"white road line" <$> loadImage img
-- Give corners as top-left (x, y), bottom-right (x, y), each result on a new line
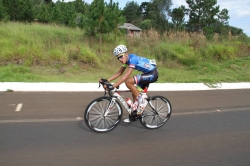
top-left (0, 108), bottom-right (249, 124)
top-left (0, 118), bottom-right (77, 123)
top-left (15, 103), bottom-right (23, 112)
top-left (173, 107), bottom-right (250, 116)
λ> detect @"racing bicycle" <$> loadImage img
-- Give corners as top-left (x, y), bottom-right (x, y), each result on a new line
top-left (84, 80), bottom-right (172, 133)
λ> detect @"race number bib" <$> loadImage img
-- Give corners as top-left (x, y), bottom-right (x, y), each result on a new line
top-left (149, 59), bottom-right (157, 65)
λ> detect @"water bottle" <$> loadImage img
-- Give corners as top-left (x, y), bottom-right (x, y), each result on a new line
top-left (132, 101), bottom-right (138, 110)
top-left (126, 98), bottom-right (133, 107)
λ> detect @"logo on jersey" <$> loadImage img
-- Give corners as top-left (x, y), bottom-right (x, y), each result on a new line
top-left (144, 63), bottom-right (150, 69)
top-left (129, 64), bottom-right (135, 68)
top-left (142, 75), bottom-right (153, 80)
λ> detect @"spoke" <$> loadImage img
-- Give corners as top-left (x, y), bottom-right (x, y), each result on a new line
top-left (88, 114), bottom-right (102, 122)
top-left (140, 97), bottom-right (171, 128)
top-left (142, 114), bottom-right (153, 118)
top-left (91, 102), bottom-right (107, 115)
top-left (85, 97), bottom-right (123, 132)
top-left (105, 117), bottom-right (116, 127)
top-left (94, 116), bottom-right (104, 128)
top-left (147, 117), bottom-right (153, 126)
top-left (95, 101), bottom-right (119, 129)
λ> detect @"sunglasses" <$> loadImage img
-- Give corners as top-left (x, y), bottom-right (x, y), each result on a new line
top-left (117, 54), bottom-right (124, 60)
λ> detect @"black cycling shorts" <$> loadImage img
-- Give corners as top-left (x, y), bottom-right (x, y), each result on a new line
top-left (133, 68), bottom-right (158, 90)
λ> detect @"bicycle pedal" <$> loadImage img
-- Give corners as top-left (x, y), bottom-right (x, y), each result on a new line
top-left (129, 115), bottom-right (137, 122)
top-left (129, 111), bottom-right (139, 122)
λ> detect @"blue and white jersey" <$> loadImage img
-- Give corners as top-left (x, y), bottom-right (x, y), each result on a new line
top-left (123, 54), bottom-right (157, 73)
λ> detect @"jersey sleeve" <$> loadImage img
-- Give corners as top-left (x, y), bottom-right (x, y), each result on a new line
top-left (122, 64), bottom-right (128, 67)
top-left (128, 56), bottom-right (138, 69)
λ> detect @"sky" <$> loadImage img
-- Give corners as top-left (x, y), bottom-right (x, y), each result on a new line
top-left (54, 0), bottom-right (250, 36)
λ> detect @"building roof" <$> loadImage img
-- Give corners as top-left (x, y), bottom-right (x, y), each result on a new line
top-left (118, 23), bottom-right (142, 31)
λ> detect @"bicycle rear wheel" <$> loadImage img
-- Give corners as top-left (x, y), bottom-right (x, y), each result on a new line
top-left (140, 96), bottom-right (172, 129)
top-left (84, 97), bottom-right (123, 133)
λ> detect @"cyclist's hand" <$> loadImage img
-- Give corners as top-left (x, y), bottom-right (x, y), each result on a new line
top-left (99, 78), bottom-right (108, 88)
top-left (102, 83), bottom-right (114, 91)
top-left (105, 83), bottom-right (114, 91)
top-left (99, 78), bottom-right (114, 91)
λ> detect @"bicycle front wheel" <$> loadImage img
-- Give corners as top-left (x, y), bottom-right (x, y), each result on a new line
top-left (140, 96), bottom-right (172, 129)
top-left (84, 97), bottom-right (123, 133)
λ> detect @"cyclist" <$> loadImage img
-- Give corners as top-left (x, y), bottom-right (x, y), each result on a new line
top-left (100, 44), bottom-right (158, 121)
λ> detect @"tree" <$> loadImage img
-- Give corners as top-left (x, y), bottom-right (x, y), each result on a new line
top-left (85, 0), bottom-right (125, 37)
top-left (186, 0), bottom-right (218, 33)
top-left (217, 8), bottom-right (229, 25)
top-left (123, 1), bottom-right (140, 24)
top-left (170, 6), bottom-right (185, 31)
top-left (32, 0), bottom-right (44, 5)
top-left (0, 0), bottom-right (7, 20)
top-left (3, 0), bottom-right (21, 21)
top-left (37, 2), bottom-right (52, 23)
top-left (228, 26), bottom-right (243, 36)
top-left (149, 0), bottom-right (172, 33)
top-left (85, 0), bottom-right (105, 36)
top-left (138, 1), bottom-right (172, 33)
top-left (2, 0), bottom-right (34, 22)
top-left (105, 0), bottom-right (125, 34)
top-left (73, 0), bottom-right (87, 14)
top-left (151, 0), bottom-right (172, 17)
top-left (185, 0), bottom-right (229, 39)
top-left (19, 0), bottom-right (34, 22)
top-left (138, 2), bottom-right (151, 20)
top-left (213, 9), bottom-right (230, 35)
top-left (51, 1), bottom-right (76, 26)
top-left (140, 19), bottom-right (152, 30)
top-left (63, 2), bottom-right (77, 27)
top-left (51, 1), bottom-right (60, 23)
top-left (44, 0), bottom-right (52, 4)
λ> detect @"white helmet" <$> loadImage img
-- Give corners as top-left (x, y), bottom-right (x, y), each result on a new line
top-left (113, 45), bottom-right (127, 56)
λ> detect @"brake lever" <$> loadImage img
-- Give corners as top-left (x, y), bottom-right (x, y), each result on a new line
top-left (98, 81), bottom-right (108, 96)
top-left (98, 81), bottom-right (105, 88)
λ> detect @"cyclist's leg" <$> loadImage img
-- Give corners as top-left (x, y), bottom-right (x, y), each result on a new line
top-left (124, 77), bottom-right (140, 122)
top-left (125, 77), bottom-right (139, 102)
top-left (125, 67), bottom-right (158, 101)
top-left (125, 76), bottom-right (149, 102)
top-left (124, 69), bottom-right (158, 122)
top-left (135, 69), bottom-right (159, 115)
top-left (135, 68), bottom-right (158, 89)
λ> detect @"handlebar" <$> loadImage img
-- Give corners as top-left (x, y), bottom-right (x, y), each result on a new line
top-left (98, 80), bottom-right (117, 97)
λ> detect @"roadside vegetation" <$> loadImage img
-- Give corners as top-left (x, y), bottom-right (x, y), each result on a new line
top-left (0, 22), bottom-right (249, 83)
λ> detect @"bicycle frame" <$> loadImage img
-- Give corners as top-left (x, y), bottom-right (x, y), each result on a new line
top-left (104, 90), bottom-right (133, 116)
top-left (104, 89), bottom-right (151, 117)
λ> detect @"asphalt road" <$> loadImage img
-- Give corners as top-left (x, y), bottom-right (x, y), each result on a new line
top-left (0, 90), bottom-right (250, 166)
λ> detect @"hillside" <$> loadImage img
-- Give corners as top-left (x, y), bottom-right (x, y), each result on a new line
top-left (0, 22), bottom-right (250, 83)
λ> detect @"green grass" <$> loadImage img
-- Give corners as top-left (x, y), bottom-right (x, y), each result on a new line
top-left (0, 22), bottom-right (250, 83)
top-left (1, 58), bottom-right (249, 83)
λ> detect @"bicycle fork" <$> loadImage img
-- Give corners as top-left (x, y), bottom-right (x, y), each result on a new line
top-left (104, 98), bottom-right (117, 117)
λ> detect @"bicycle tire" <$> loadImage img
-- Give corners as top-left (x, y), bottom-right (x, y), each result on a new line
top-left (139, 96), bottom-right (172, 129)
top-left (84, 96), bottom-right (123, 133)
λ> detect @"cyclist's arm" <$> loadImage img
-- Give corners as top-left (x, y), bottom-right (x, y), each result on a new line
top-left (113, 67), bottom-right (133, 88)
top-left (107, 66), bottom-right (126, 82)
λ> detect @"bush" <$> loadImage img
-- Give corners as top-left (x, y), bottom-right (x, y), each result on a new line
top-left (67, 45), bottom-right (100, 67)
top-left (153, 43), bottom-right (199, 66)
top-left (201, 44), bottom-right (236, 61)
